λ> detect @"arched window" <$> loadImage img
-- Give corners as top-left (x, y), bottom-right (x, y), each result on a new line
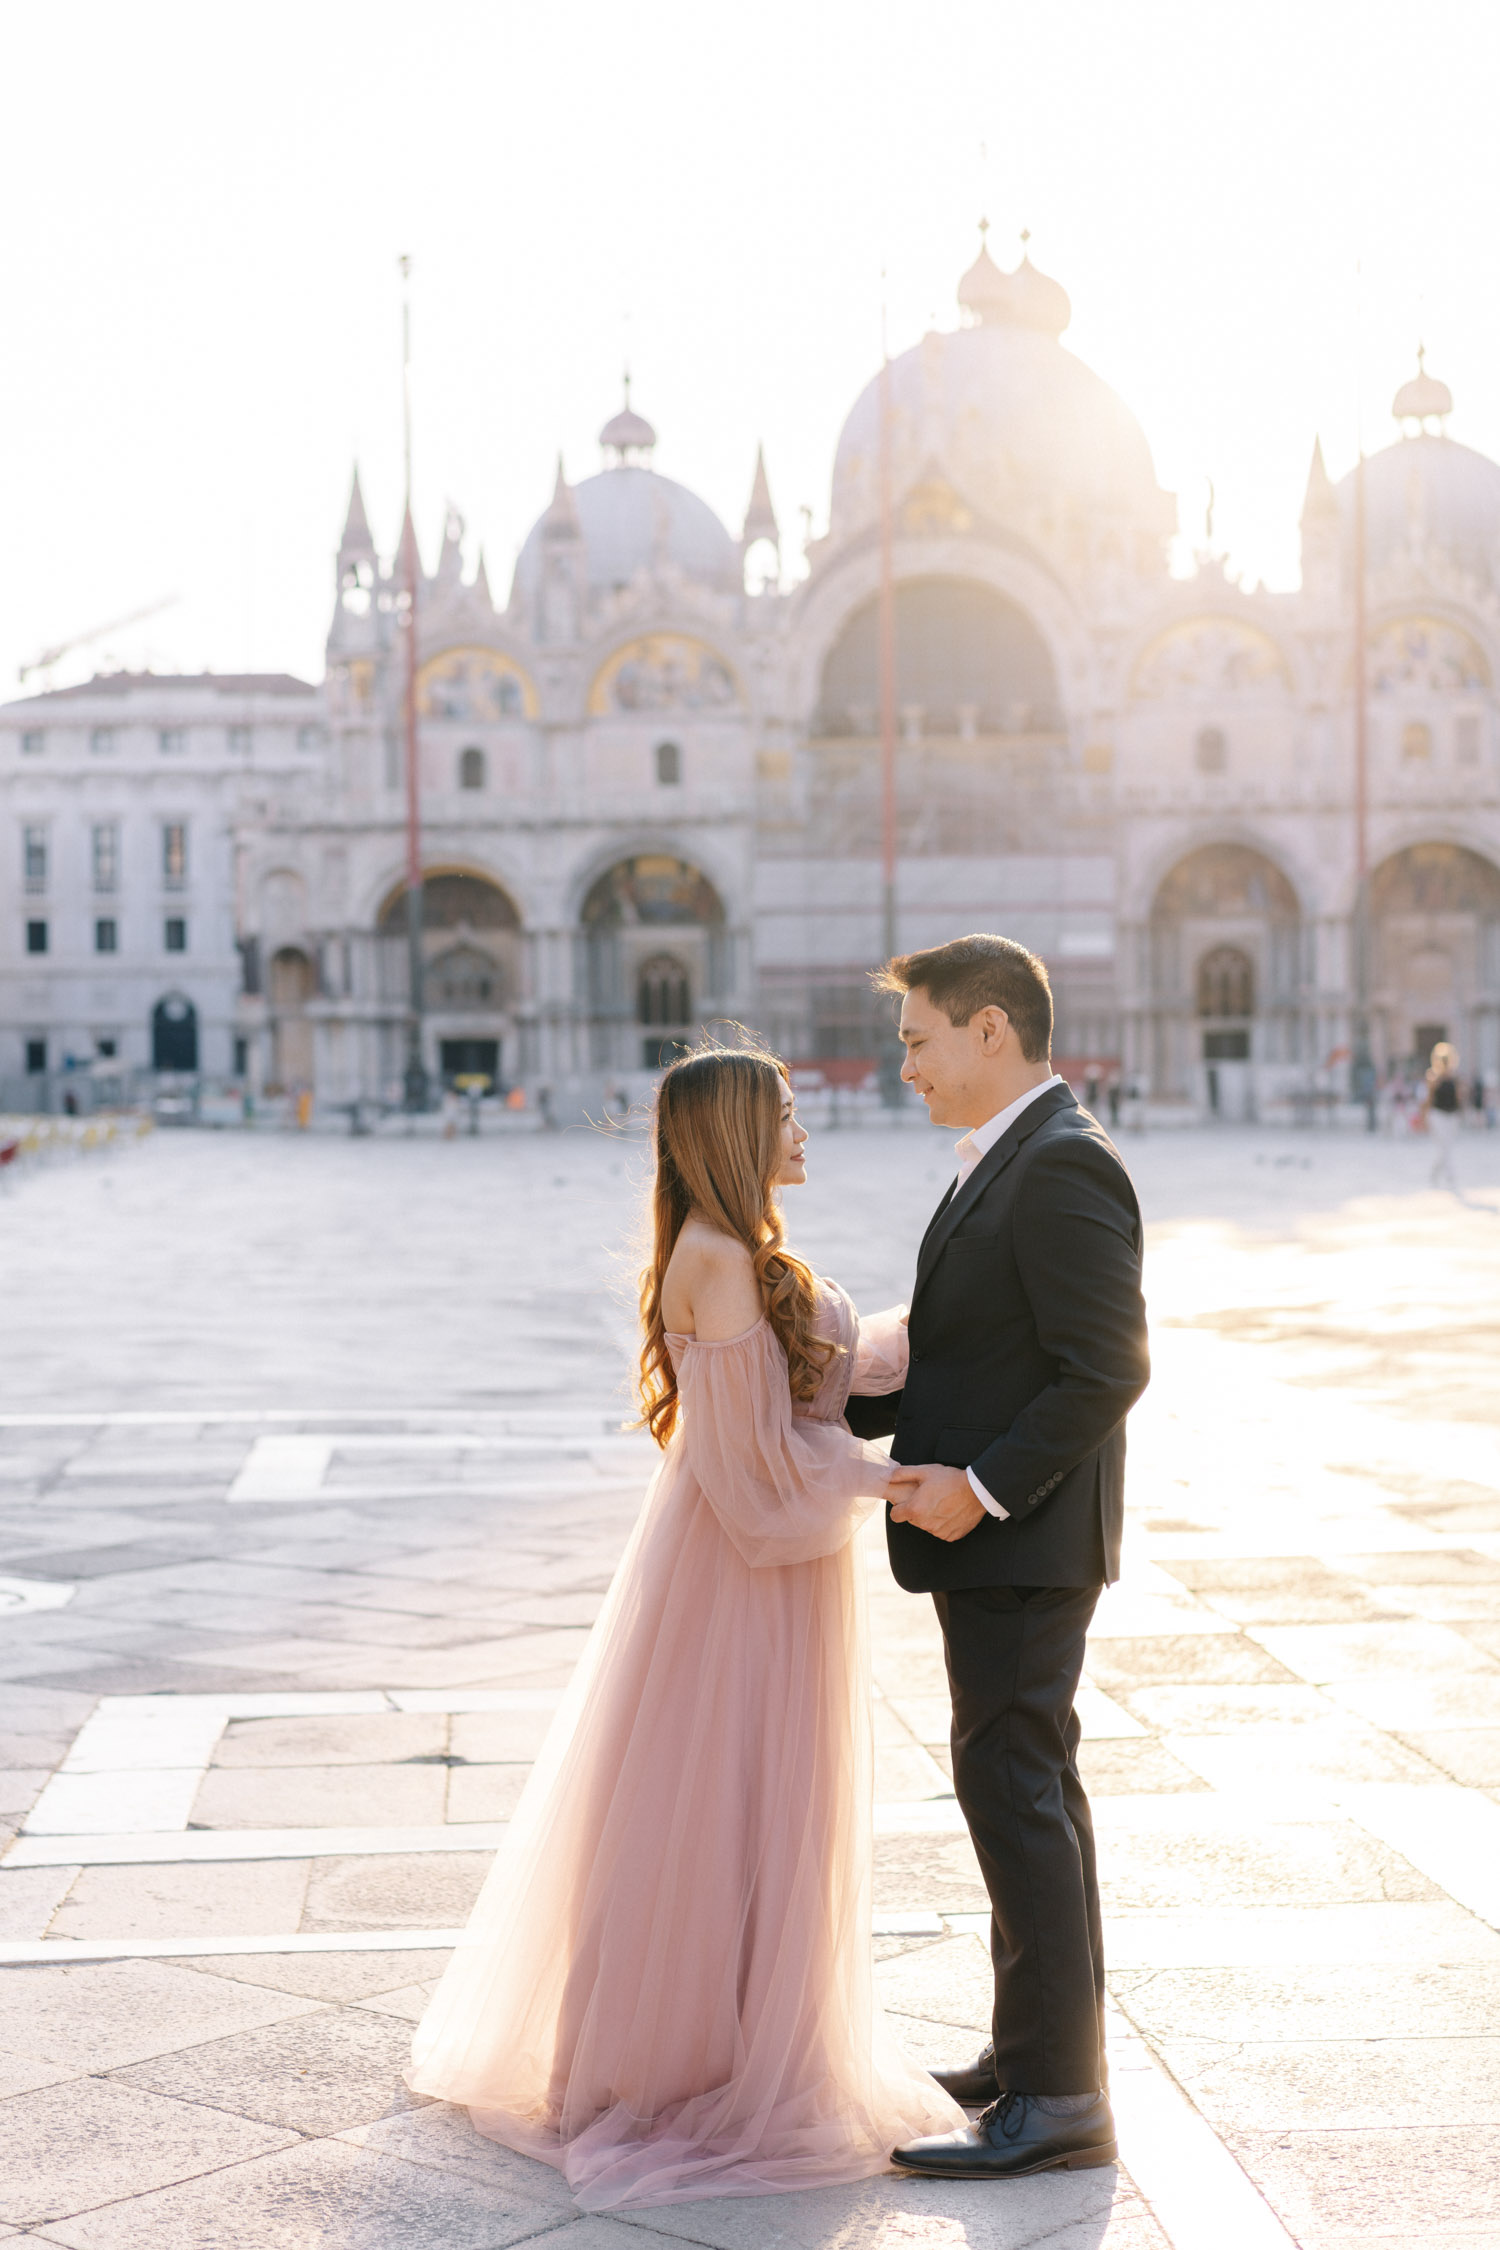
top-left (268, 947), bottom-right (316, 1008)
top-left (1197, 946), bottom-right (1255, 1019)
top-left (655, 740), bottom-right (682, 786)
top-left (637, 955), bottom-right (691, 1027)
top-left (459, 746), bottom-right (486, 791)
top-left (1401, 720), bottom-right (1432, 763)
top-left (1195, 726), bottom-right (1228, 773)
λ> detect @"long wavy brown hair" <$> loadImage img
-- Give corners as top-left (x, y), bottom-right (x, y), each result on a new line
top-left (637, 1047), bottom-right (835, 1447)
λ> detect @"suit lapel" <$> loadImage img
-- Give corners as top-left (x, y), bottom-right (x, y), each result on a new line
top-left (911, 1082), bottom-right (1076, 1307)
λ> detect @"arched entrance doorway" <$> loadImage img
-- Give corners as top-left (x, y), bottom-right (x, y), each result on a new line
top-left (267, 946), bottom-right (315, 1091)
top-left (580, 855), bottom-right (726, 1071)
top-left (1148, 844), bottom-right (1303, 1114)
top-left (152, 993), bottom-right (198, 1072)
top-left (1370, 842), bottom-right (1500, 1075)
top-left (375, 869), bottom-right (523, 1091)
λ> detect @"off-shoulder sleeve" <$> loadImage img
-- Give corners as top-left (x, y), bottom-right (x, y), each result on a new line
top-left (676, 1322), bottom-right (895, 1568)
top-left (851, 1303), bottom-right (909, 1396)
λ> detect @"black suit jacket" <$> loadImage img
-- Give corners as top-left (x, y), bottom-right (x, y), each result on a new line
top-left (847, 1084), bottom-right (1149, 1591)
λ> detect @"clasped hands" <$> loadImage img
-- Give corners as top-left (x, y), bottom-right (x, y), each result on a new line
top-left (886, 1463), bottom-right (987, 1543)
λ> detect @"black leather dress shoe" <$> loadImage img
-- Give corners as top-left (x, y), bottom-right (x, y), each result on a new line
top-left (930, 2040), bottom-right (1001, 2106)
top-left (892, 2090), bottom-right (1117, 2178)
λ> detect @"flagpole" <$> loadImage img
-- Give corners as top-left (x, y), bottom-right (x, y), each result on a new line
top-left (399, 253), bottom-right (428, 1113)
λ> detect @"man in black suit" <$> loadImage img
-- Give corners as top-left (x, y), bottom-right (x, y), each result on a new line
top-left (845, 933), bottom-right (1149, 2179)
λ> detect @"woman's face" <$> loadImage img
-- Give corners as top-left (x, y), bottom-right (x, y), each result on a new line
top-left (775, 1080), bottom-right (809, 1187)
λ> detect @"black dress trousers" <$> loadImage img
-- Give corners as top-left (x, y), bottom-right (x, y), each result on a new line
top-left (930, 1581), bottom-right (1105, 2095)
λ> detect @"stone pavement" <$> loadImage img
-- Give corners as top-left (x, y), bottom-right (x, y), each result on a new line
top-left (0, 1120), bottom-right (1497, 2248)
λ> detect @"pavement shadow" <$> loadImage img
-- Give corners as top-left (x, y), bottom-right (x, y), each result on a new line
top-left (339, 2105), bottom-right (1127, 2247)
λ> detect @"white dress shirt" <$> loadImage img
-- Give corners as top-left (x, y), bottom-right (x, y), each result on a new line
top-left (950, 1074), bottom-right (1065, 1519)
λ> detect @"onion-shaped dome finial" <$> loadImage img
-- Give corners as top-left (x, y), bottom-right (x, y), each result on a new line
top-left (600, 373), bottom-right (658, 463)
top-left (1393, 346), bottom-right (1453, 430)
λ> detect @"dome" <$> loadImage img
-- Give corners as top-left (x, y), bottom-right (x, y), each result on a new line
top-left (600, 404), bottom-right (657, 455)
top-left (830, 319), bottom-right (1171, 539)
top-left (957, 238), bottom-right (1013, 326)
top-left (513, 465), bottom-right (740, 605)
top-left (1004, 254), bottom-right (1071, 337)
top-left (1392, 349), bottom-right (1453, 428)
top-left (600, 377), bottom-right (657, 462)
top-left (1335, 431), bottom-right (1500, 584)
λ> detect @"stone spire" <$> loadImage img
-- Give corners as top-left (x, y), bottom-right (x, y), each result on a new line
top-left (538, 457), bottom-right (584, 644)
top-left (339, 464), bottom-right (374, 554)
top-left (741, 445), bottom-right (779, 547)
top-left (1300, 437), bottom-right (1337, 524)
top-left (542, 455), bottom-right (582, 539)
top-left (1299, 436), bottom-right (1340, 600)
top-left (436, 504), bottom-right (465, 587)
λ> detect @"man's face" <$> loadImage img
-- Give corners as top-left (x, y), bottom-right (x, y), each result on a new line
top-left (898, 985), bottom-right (1004, 1127)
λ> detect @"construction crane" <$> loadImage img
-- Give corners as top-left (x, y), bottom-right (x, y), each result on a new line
top-left (19, 596), bottom-right (179, 686)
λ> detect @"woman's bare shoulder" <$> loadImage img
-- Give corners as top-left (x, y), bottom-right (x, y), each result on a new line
top-left (663, 1221), bottom-right (761, 1339)
top-left (673, 1219), bottom-right (753, 1272)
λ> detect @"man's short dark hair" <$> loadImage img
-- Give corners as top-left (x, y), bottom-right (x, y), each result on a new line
top-left (874, 933), bottom-right (1053, 1062)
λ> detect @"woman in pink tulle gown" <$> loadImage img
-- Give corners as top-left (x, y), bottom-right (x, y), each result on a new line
top-left (408, 1048), bottom-right (962, 2208)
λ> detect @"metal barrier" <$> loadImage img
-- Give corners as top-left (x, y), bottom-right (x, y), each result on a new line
top-left (0, 1112), bottom-right (152, 1181)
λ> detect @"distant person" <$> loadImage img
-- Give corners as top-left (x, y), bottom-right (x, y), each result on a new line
top-left (1106, 1072), bottom-right (1121, 1128)
top-left (1424, 1042), bottom-right (1462, 1188)
top-left (408, 1047), bottom-right (962, 2199)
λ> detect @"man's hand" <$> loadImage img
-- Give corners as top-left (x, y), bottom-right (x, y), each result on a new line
top-left (887, 1464), bottom-right (987, 1543)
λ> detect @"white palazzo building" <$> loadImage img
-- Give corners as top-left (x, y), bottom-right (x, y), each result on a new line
top-left (5, 242), bottom-right (1500, 1116)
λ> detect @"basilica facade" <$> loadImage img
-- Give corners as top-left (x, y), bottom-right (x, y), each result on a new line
top-left (7, 238), bottom-right (1500, 1117)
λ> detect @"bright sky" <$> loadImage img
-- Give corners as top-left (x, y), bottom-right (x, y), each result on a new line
top-left (4, 1), bottom-right (1498, 694)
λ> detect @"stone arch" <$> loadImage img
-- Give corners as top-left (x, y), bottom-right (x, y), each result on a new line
top-left (376, 869), bottom-right (522, 934)
top-left (267, 946), bottom-right (316, 1091)
top-left (1145, 843), bottom-right (1306, 1111)
top-left (1367, 616), bottom-right (1491, 695)
top-left (1130, 615), bottom-right (1293, 699)
top-left (374, 867), bottom-right (525, 1024)
top-left (259, 868), bottom-right (306, 942)
top-left (1369, 841), bottom-right (1500, 1070)
top-left (416, 646), bottom-right (536, 720)
top-left (577, 853), bottom-right (728, 1074)
top-left (788, 536), bottom-right (1090, 732)
top-left (814, 576), bottom-right (1061, 738)
top-left (587, 635), bottom-right (742, 718)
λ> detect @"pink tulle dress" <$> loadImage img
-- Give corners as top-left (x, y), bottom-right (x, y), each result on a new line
top-left (407, 1282), bottom-right (963, 2209)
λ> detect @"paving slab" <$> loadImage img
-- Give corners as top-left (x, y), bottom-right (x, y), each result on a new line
top-left (1225, 2124), bottom-right (1500, 2238)
top-left (0, 1959), bottom-right (318, 2071)
top-left (111, 2004), bottom-right (428, 2135)
top-left (210, 1711), bottom-right (448, 1765)
top-left (0, 2078), bottom-right (294, 2228)
top-left (170, 1946), bottom-right (454, 2001)
top-left (188, 1760), bottom-right (448, 1827)
top-left (1111, 1963), bottom-right (1500, 2042)
top-left (299, 1849), bottom-right (494, 1931)
top-left (29, 2134), bottom-right (572, 2249)
top-left (47, 1858), bottom-right (311, 1940)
